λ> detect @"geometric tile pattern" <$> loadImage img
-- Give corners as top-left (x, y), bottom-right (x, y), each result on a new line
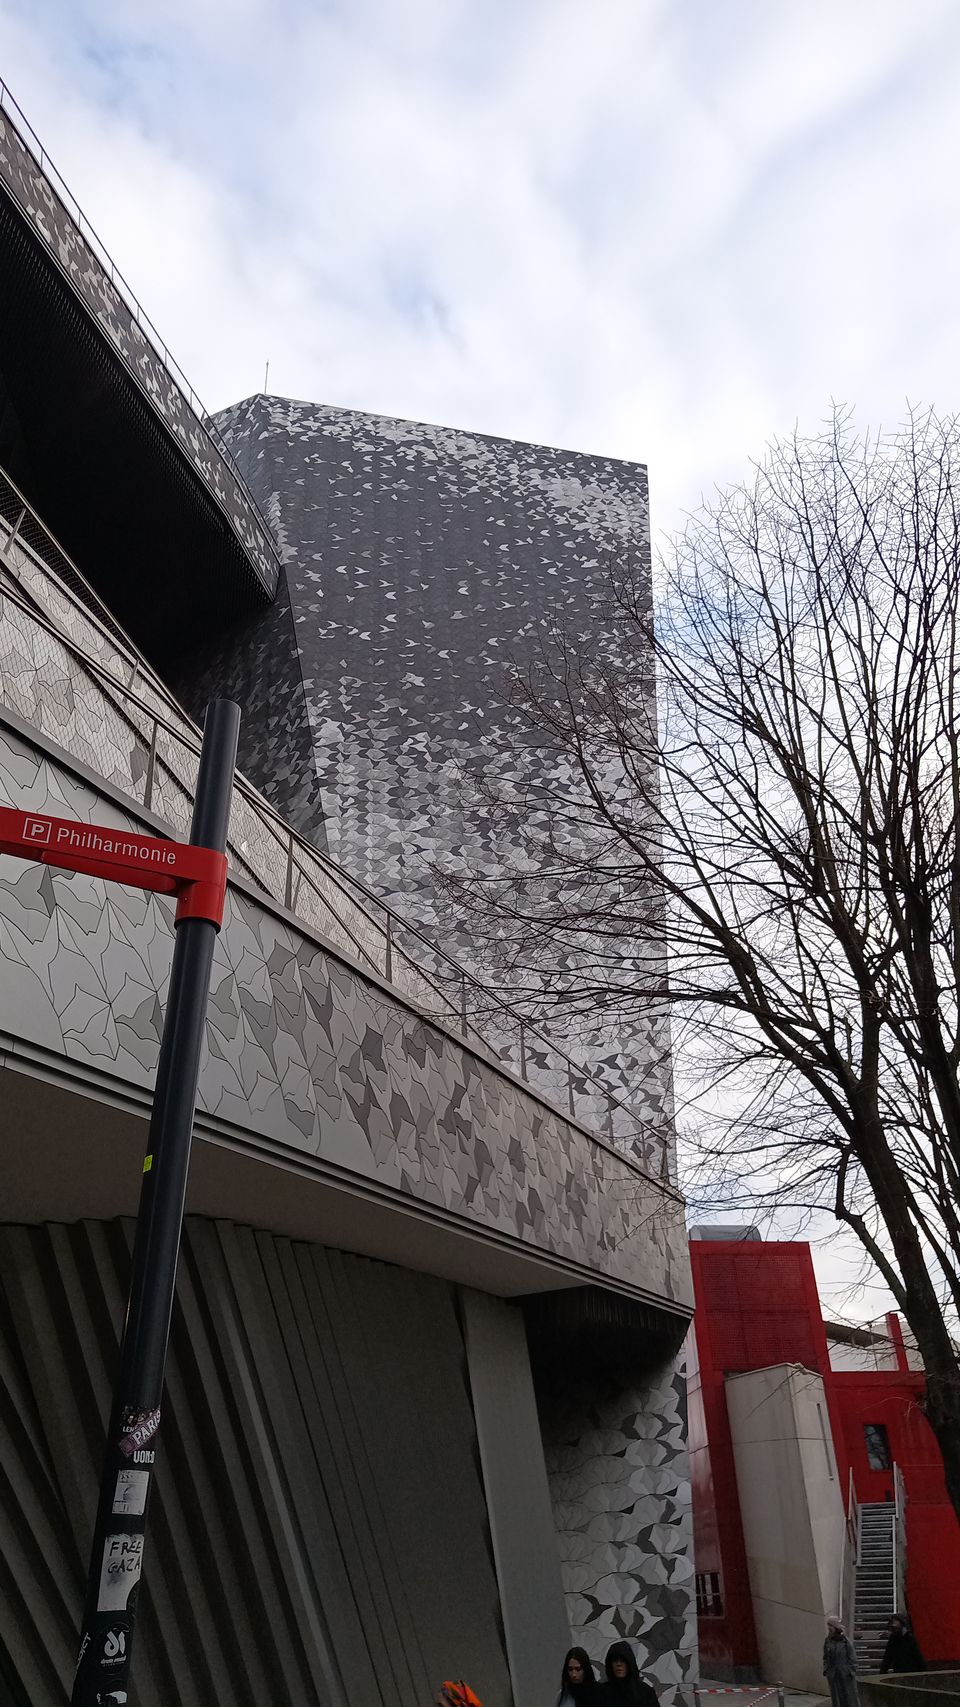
top-left (541, 1358), bottom-right (697, 1705)
top-left (0, 105), bottom-right (279, 599)
top-left (0, 515), bottom-right (654, 1157)
top-left (0, 720), bottom-right (692, 1310)
top-left (195, 392), bottom-right (674, 1157)
top-left (198, 395), bottom-right (695, 1666)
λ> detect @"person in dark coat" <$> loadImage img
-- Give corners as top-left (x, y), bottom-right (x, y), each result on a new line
top-left (823, 1617), bottom-right (859, 1707)
top-left (558, 1647), bottom-right (601, 1704)
top-left (601, 1641), bottom-right (658, 1707)
top-left (881, 1616), bottom-right (925, 1674)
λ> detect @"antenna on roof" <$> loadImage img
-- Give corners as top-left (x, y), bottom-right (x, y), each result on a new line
top-left (263, 360), bottom-right (269, 395)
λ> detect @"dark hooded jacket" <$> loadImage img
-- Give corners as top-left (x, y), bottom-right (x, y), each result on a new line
top-left (881, 1624), bottom-right (925, 1674)
top-left (600, 1643), bottom-right (658, 1707)
top-left (558, 1646), bottom-right (602, 1704)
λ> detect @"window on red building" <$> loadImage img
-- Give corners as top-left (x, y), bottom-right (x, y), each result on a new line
top-left (696, 1571), bottom-right (723, 1617)
top-left (864, 1423), bottom-right (891, 1470)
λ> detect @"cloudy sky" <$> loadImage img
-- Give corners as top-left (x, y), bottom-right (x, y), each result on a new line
top-left (1, 0), bottom-right (956, 1318)
top-left (3, 0), bottom-right (960, 546)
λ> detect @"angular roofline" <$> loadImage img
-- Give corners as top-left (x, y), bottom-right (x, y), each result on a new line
top-left (219, 390), bottom-right (650, 476)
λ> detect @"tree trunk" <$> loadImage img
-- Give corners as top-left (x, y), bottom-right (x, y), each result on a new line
top-left (920, 1356), bottom-right (960, 1520)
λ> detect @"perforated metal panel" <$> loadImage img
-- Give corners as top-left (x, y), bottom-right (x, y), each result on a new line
top-left (693, 1244), bottom-right (828, 1375)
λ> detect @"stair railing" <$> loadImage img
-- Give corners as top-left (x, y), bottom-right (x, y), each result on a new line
top-left (839, 1466), bottom-right (859, 1627)
top-left (892, 1462), bottom-right (907, 1615)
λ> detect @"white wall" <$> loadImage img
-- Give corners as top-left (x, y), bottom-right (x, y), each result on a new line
top-left (725, 1365), bottom-right (846, 1693)
top-left (825, 1315), bottom-right (924, 1373)
top-left (828, 1338), bottom-right (897, 1372)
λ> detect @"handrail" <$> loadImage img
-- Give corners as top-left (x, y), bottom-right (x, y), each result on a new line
top-left (0, 78), bottom-right (275, 576)
top-left (839, 1464), bottom-right (859, 1629)
top-left (848, 1465), bottom-right (861, 1564)
top-left (0, 470), bottom-right (671, 1170)
top-left (892, 1462), bottom-right (907, 1616)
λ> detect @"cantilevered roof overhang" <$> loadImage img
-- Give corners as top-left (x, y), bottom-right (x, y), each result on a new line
top-left (0, 96), bottom-right (280, 670)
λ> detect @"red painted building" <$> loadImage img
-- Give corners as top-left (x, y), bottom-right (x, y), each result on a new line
top-left (688, 1236), bottom-right (960, 1676)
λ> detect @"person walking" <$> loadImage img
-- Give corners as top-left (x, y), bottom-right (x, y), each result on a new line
top-left (600, 1641), bottom-right (658, 1706)
top-left (823, 1617), bottom-right (859, 1707)
top-left (558, 1647), bottom-right (602, 1703)
top-left (881, 1616), bottom-right (926, 1674)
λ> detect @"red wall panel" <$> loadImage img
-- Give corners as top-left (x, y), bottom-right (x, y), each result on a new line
top-left (691, 1239), bottom-right (960, 1671)
top-left (831, 1373), bottom-right (960, 1662)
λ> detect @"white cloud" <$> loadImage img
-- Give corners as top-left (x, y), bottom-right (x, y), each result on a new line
top-left (3, 0), bottom-right (957, 545)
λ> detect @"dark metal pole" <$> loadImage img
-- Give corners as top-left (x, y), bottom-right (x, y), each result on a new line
top-left (72, 700), bottom-right (239, 1707)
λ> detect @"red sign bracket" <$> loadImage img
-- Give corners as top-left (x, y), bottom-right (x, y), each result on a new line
top-left (0, 806), bottom-right (228, 927)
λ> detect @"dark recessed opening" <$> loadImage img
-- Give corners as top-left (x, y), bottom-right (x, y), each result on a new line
top-left (0, 187), bottom-right (274, 677)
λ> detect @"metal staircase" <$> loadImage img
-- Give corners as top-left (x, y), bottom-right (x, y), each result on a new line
top-left (845, 1466), bottom-right (907, 1674)
top-left (853, 1503), bottom-right (896, 1671)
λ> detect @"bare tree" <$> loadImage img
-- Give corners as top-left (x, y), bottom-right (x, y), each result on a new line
top-left (446, 407), bottom-right (960, 1520)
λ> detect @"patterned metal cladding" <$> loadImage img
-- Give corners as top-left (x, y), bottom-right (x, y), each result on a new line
top-left (182, 395), bottom-right (696, 1681)
top-left (541, 1359), bottom-right (697, 1704)
top-left (0, 108), bottom-right (280, 599)
top-left (0, 719), bottom-right (690, 1309)
top-left (189, 392), bottom-right (674, 1158)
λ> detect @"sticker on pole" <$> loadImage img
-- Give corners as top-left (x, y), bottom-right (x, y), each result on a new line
top-left (118, 1405), bottom-right (160, 1458)
top-left (100, 1624), bottom-right (129, 1670)
top-left (112, 1468), bottom-right (149, 1517)
top-left (97, 1532), bottom-right (143, 1611)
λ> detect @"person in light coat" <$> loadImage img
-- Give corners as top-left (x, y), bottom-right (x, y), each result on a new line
top-left (823, 1616), bottom-right (859, 1707)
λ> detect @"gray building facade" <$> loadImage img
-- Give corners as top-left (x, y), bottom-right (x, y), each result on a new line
top-left (181, 392), bottom-right (674, 1165)
top-left (0, 82), bottom-right (696, 1707)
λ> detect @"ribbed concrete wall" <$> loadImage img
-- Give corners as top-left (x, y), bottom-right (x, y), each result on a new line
top-left (0, 1218), bottom-right (513, 1706)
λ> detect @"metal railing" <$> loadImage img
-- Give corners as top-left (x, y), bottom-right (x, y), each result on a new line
top-left (839, 1465), bottom-right (860, 1629)
top-left (0, 467), bottom-right (669, 1172)
top-left (893, 1462), bottom-right (907, 1616)
top-left (0, 79), bottom-right (274, 573)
